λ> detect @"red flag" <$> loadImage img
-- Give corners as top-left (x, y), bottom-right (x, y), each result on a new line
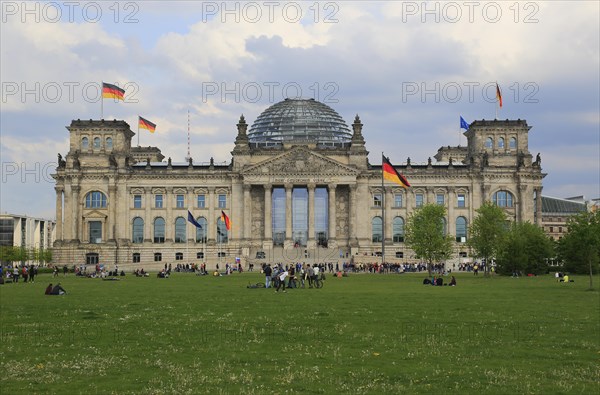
top-left (382, 155), bottom-right (410, 188)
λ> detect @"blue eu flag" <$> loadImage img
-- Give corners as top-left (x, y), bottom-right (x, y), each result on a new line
top-left (460, 116), bottom-right (470, 130)
top-left (187, 210), bottom-right (202, 228)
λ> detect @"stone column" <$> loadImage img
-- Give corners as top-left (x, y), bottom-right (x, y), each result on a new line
top-left (55, 186), bottom-right (63, 241)
top-left (307, 183), bottom-right (316, 246)
top-left (385, 187), bottom-right (393, 244)
top-left (349, 184), bottom-right (357, 245)
top-left (108, 184), bottom-right (117, 241)
top-left (244, 184), bottom-right (252, 240)
top-left (165, 187), bottom-right (173, 242)
top-left (71, 185), bottom-right (80, 242)
top-left (63, 184), bottom-right (72, 241)
top-left (208, 187), bottom-right (215, 243)
top-left (535, 187), bottom-right (543, 226)
top-left (328, 184), bottom-right (337, 242)
top-left (264, 184), bottom-right (272, 240)
top-left (285, 183), bottom-right (293, 243)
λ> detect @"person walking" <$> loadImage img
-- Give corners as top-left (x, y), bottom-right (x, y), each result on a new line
top-left (276, 269), bottom-right (288, 293)
top-left (264, 264), bottom-right (272, 288)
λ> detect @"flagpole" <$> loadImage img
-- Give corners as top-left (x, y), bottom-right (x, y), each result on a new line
top-left (100, 84), bottom-right (104, 120)
top-left (137, 115), bottom-right (140, 146)
top-left (381, 152), bottom-right (385, 268)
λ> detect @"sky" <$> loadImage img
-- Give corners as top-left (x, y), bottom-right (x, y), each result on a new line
top-left (1, 0), bottom-right (599, 219)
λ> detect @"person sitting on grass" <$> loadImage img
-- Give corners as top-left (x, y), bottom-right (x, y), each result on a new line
top-left (449, 276), bottom-right (457, 286)
top-left (49, 283), bottom-right (66, 295)
top-left (45, 283), bottom-right (53, 295)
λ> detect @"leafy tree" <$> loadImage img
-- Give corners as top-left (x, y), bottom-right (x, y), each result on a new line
top-left (468, 202), bottom-right (508, 276)
top-left (496, 222), bottom-right (554, 275)
top-left (558, 211), bottom-right (600, 289)
top-left (405, 204), bottom-right (453, 276)
top-left (0, 246), bottom-right (28, 266)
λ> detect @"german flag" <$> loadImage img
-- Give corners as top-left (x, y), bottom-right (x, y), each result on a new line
top-left (139, 116), bottom-right (156, 133)
top-left (221, 210), bottom-right (231, 231)
top-left (382, 155), bottom-right (410, 188)
top-left (496, 83), bottom-right (503, 108)
top-left (102, 82), bottom-right (125, 100)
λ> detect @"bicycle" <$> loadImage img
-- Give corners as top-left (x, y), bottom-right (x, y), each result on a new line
top-left (313, 273), bottom-right (325, 289)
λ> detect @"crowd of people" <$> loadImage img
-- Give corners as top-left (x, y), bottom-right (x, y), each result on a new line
top-left (261, 262), bottom-right (330, 292)
top-left (0, 264), bottom-right (38, 284)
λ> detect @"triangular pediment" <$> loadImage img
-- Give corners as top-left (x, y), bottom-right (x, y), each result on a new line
top-left (242, 147), bottom-right (359, 176)
top-left (82, 209), bottom-right (108, 219)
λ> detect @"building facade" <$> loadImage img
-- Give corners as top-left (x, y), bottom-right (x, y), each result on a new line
top-left (540, 196), bottom-right (588, 241)
top-left (0, 213), bottom-right (56, 266)
top-left (52, 99), bottom-right (545, 268)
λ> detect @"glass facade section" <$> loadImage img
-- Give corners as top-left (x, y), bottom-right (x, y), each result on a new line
top-left (292, 188), bottom-right (308, 246)
top-left (174, 217), bottom-right (186, 243)
top-left (86, 191), bottom-right (107, 208)
top-left (456, 216), bottom-right (467, 242)
top-left (217, 218), bottom-right (228, 243)
top-left (272, 188), bottom-right (286, 246)
top-left (89, 221), bottom-right (102, 243)
top-left (393, 217), bottom-right (404, 243)
top-left (132, 217), bottom-right (144, 243)
top-left (314, 187), bottom-right (328, 246)
top-left (372, 217), bottom-right (382, 242)
top-left (195, 217), bottom-right (207, 243)
top-left (154, 218), bottom-right (165, 243)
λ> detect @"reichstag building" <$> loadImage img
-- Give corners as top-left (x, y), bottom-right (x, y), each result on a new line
top-left (52, 98), bottom-right (545, 268)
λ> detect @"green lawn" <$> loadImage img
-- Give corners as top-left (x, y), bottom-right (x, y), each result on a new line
top-left (1, 272), bottom-right (598, 394)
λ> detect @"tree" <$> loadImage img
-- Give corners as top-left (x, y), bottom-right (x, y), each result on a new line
top-left (405, 204), bottom-right (453, 276)
top-left (467, 202), bottom-right (508, 276)
top-left (496, 222), bottom-right (555, 276)
top-left (558, 211), bottom-right (600, 289)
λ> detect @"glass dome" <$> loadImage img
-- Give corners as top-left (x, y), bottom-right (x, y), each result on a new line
top-left (248, 98), bottom-right (352, 147)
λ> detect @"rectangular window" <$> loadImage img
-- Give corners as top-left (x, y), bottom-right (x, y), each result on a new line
top-left (89, 221), bottom-right (102, 243)
top-left (133, 253), bottom-right (140, 263)
top-left (196, 252), bottom-right (204, 259)
top-left (373, 193), bottom-right (382, 207)
top-left (415, 194), bottom-right (424, 207)
top-left (394, 194), bottom-right (403, 208)
top-left (176, 194), bottom-right (185, 208)
top-left (197, 195), bottom-right (205, 208)
top-left (154, 253), bottom-right (162, 262)
top-left (155, 195), bottom-right (163, 208)
top-left (175, 252), bottom-right (183, 261)
top-left (549, 226), bottom-right (554, 233)
top-left (133, 195), bottom-right (142, 209)
top-left (218, 194), bottom-right (227, 208)
top-left (457, 194), bottom-right (466, 208)
top-left (436, 194), bottom-right (445, 206)
top-left (559, 227), bottom-right (562, 233)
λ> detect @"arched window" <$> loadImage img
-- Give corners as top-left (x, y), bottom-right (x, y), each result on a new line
top-left (217, 217), bottom-right (228, 243)
top-left (93, 137), bottom-right (101, 149)
top-left (456, 216), bottom-right (467, 242)
top-left (195, 217), bottom-right (207, 243)
top-left (132, 217), bottom-right (144, 243)
top-left (493, 190), bottom-right (514, 208)
top-left (174, 217), bottom-right (186, 243)
top-left (154, 217), bottom-right (165, 243)
top-left (372, 217), bottom-right (382, 243)
top-left (485, 137), bottom-right (493, 148)
top-left (509, 137), bottom-right (517, 149)
top-left (81, 137), bottom-right (89, 150)
top-left (393, 217), bottom-right (405, 243)
top-left (85, 191), bottom-right (107, 208)
top-left (498, 137), bottom-right (505, 149)
top-left (106, 137), bottom-right (113, 150)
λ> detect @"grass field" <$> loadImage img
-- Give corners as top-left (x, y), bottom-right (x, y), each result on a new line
top-left (1, 272), bottom-right (598, 394)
